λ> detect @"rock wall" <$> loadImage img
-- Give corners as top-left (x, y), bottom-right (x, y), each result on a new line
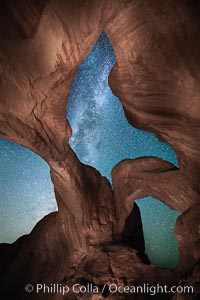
top-left (0, 0), bottom-right (199, 299)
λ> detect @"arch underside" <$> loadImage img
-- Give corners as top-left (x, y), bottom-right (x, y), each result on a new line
top-left (0, 1), bottom-right (200, 299)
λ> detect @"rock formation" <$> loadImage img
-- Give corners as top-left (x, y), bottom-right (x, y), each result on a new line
top-left (0, 0), bottom-right (199, 299)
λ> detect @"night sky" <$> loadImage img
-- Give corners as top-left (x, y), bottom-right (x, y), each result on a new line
top-left (67, 32), bottom-right (180, 268)
top-left (0, 139), bottom-right (57, 243)
top-left (0, 32), bottom-right (180, 269)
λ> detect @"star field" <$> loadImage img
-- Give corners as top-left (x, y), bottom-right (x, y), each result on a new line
top-left (67, 32), bottom-right (180, 268)
top-left (0, 32), bottom-right (180, 269)
top-left (0, 139), bottom-right (57, 243)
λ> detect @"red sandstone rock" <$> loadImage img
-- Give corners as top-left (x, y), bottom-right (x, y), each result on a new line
top-left (0, 0), bottom-right (199, 299)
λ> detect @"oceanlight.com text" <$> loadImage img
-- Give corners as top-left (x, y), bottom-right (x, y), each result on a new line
top-left (25, 282), bottom-right (194, 296)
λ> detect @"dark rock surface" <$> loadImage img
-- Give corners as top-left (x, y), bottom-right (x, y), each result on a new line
top-left (0, 0), bottom-right (199, 299)
top-left (0, 0), bottom-right (48, 38)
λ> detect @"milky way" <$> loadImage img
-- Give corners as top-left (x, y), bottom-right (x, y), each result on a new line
top-left (67, 32), bottom-right (180, 268)
top-left (0, 32), bottom-right (180, 269)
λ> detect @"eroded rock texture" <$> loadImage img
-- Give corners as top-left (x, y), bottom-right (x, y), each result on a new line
top-left (0, 0), bottom-right (200, 299)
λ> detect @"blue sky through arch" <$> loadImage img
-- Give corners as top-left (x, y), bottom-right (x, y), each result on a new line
top-left (0, 139), bottom-right (57, 243)
top-left (67, 32), bottom-right (180, 268)
top-left (0, 32), bottom-right (180, 269)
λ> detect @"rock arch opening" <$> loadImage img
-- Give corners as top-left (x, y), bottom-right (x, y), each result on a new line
top-left (66, 32), bottom-right (180, 267)
top-left (0, 138), bottom-right (57, 243)
top-left (135, 197), bottom-right (180, 269)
